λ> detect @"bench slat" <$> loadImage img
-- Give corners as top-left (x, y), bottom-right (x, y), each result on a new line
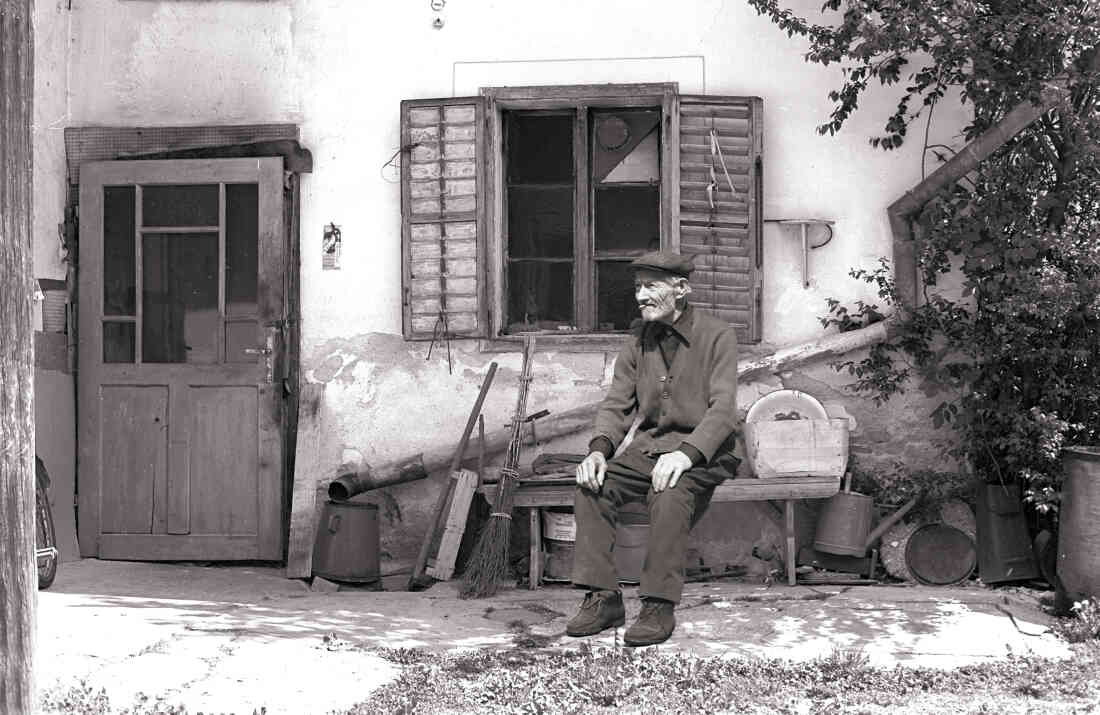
top-left (488, 475), bottom-right (840, 508)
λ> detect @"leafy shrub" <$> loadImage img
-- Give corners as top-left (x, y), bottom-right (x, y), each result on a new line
top-left (1053, 598), bottom-right (1100, 643)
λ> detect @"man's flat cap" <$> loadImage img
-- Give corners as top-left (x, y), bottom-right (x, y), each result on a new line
top-left (630, 250), bottom-right (695, 278)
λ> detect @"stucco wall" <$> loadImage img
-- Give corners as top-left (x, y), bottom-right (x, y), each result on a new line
top-left (39, 0), bottom-right (969, 570)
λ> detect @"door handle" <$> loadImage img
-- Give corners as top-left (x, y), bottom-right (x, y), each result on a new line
top-left (246, 328), bottom-right (277, 383)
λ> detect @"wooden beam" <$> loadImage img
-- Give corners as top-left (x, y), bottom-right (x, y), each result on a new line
top-left (0, 0), bottom-right (36, 709)
top-left (285, 383), bottom-right (325, 578)
top-left (736, 321), bottom-right (891, 381)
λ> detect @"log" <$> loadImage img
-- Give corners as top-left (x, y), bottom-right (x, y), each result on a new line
top-left (0, 1), bottom-right (36, 709)
top-left (736, 321), bottom-right (892, 381)
top-left (320, 402), bottom-right (599, 493)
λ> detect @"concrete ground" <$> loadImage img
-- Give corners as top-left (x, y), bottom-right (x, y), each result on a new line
top-left (35, 559), bottom-right (1071, 715)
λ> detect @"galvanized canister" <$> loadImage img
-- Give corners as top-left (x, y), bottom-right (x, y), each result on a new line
top-left (312, 500), bottom-right (380, 583)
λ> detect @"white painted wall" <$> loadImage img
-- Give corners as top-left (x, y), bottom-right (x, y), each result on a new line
top-left (35, 0), bottom-right (971, 561)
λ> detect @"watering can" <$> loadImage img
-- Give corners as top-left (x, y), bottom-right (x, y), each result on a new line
top-left (813, 474), bottom-right (918, 556)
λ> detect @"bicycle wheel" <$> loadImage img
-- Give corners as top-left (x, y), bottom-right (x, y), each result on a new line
top-left (35, 465), bottom-right (58, 590)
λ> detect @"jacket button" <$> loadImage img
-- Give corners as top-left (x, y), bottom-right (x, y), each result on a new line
top-left (661, 391), bottom-right (670, 399)
top-left (659, 376), bottom-right (666, 382)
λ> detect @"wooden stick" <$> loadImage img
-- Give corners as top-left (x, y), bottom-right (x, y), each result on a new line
top-left (408, 362), bottom-right (498, 589)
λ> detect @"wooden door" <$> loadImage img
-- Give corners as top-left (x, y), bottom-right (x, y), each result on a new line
top-left (78, 158), bottom-right (285, 560)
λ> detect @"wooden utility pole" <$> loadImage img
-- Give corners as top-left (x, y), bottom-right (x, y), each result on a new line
top-left (0, 0), bottom-right (36, 712)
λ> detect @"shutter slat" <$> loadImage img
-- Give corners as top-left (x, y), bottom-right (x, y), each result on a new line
top-left (402, 97), bottom-right (486, 339)
top-left (677, 96), bottom-right (762, 343)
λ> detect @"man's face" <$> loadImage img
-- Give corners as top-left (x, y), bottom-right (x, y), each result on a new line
top-left (634, 269), bottom-right (683, 323)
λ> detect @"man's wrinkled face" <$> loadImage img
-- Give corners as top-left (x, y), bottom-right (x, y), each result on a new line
top-left (635, 269), bottom-right (684, 323)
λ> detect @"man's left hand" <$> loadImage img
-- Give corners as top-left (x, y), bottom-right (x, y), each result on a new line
top-left (651, 450), bottom-right (693, 492)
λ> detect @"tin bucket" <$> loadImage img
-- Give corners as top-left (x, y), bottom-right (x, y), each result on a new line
top-left (312, 500), bottom-right (380, 583)
top-left (813, 490), bottom-right (874, 556)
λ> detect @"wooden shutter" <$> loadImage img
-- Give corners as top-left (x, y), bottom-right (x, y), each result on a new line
top-left (674, 95), bottom-right (763, 343)
top-left (401, 97), bottom-right (487, 339)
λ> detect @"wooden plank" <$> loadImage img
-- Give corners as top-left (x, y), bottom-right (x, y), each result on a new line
top-left (785, 500), bottom-right (796, 586)
top-left (425, 468), bottom-right (478, 580)
top-left (285, 383), bottom-right (325, 578)
top-left (490, 475), bottom-right (841, 508)
top-left (529, 508), bottom-right (542, 590)
top-left (99, 534), bottom-right (260, 560)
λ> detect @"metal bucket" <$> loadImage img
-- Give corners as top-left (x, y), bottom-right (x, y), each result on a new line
top-left (312, 500), bottom-right (380, 583)
top-left (905, 523), bottom-right (976, 586)
top-left (813, 491), bottom-right (873, 556)
top-left (975, 483), bottom-right (1038, 584)
top-left (1058, 446), bottom-right (1100, 598)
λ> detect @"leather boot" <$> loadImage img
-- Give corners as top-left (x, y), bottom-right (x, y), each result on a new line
top-left (565, 590), bottom-right (625, 637)
top-left (624, 597), bottom-right (676, 646)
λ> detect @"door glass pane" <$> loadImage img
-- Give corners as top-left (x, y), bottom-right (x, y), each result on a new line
top-left (142, 232), bottom-right (219, 363)
top-left (595, 185), bottom-right (660, 253)
top-left (597, 261), bottom-right (641, 331)
top-left (225, 183), bottom-right (259, 317)
top-left (103, 321), bottom-right (135, 363)
top-left (506, 261), bottom-right (573, 332)
top-left (507, 186), bottom-right (573, 259)
top-left (103, 186), bottom-right (136, 316)
top-left (142, 184), bottom-right (219, 227)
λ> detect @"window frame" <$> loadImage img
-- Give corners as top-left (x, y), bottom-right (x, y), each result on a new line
top-left (481, 83), bottom-right (679, 338)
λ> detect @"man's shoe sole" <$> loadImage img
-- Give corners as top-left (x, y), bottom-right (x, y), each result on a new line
top-left (622, 631), bottom-right (673, 647)
top-left (565, 615), bottom-right (626, 638)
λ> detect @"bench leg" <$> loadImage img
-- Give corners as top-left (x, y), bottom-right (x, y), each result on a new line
top-left (529, 508), bottom-right (542, 590)
top-left (785, 500), bottom-right (796, 586)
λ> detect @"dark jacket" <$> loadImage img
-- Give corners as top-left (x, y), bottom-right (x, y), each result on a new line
top-left (592, 305), bottom-right (739, 465)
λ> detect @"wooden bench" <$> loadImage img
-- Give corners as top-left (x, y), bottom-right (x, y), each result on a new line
top-left (481, 474), bottom-right (840, 588)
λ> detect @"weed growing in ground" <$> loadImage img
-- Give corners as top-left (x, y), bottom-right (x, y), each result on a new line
top-left (1052, 597), bottom-right (1100, 644)
top-left (38, 681), bottom-right (269, 715)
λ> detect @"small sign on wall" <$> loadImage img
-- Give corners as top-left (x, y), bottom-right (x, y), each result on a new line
top-left (323, 223), bottom-right (342, 270)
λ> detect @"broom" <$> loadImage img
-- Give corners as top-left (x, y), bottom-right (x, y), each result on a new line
top-left (459, 335), bottom-right (537, 598)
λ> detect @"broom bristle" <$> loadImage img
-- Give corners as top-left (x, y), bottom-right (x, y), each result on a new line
top-left (459, 516), bottom-right (513, 598)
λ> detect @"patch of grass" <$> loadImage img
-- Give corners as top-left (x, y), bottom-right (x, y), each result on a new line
top-left (345, 643), bottom-right (1100, 714)
top-left (38, 681), bottom-right (270, 715)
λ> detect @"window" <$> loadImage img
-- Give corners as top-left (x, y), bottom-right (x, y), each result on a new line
top-left (400, 84), bottom-right (763, 345)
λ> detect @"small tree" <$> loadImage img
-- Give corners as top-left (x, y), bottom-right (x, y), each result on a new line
top-left (749, 0), bottom-right (1100, 513)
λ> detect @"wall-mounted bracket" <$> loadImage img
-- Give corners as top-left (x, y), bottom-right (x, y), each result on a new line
top-left (767, 219), bottom-right (835, 289)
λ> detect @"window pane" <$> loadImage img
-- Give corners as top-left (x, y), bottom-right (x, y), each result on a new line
top-left (506, 261), bottom-right (573, 332)
top-left (508, 186), bottom-right (574, 259)
top-left (225, 183), bottom-right (258, 316)
top-left (597, 262), bottom-right (641, 331)
top-left (142, 233), bottom-right (219, 364)
top-left (506, 113), bottom-right (574, 184)
top-left (142, 184), bottom-right (219, 227)
top-left (595, 185), bottom-right (660, 253)
top-left (103, 321), bottom-right (135, 363)
top-left (103, 186), bottom-right (136, 316)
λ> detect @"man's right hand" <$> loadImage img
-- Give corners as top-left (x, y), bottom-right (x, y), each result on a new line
top-left (576, 451), bottom-right (608, 492)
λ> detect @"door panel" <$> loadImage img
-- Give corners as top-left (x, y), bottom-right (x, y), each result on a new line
top-left (189, 386), bottom-right (259, 535)
top-left (79, 158), bottom-right (285, 561)
top-left (99, 386), bottom-right (167, 534)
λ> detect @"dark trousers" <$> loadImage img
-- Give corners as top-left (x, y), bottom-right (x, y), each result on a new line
top-left (571, 450), bottom-right (735, 603)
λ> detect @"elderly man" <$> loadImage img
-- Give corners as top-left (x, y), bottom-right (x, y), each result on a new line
top-left (568, 250), bottom-right (740, 646)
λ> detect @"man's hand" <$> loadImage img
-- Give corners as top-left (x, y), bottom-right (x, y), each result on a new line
top-left (575, 451), bottom-right (608, 493)
top-left (651, 450), bottom-right (693, 492)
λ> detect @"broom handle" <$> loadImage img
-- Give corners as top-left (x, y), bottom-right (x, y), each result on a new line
top-left (503, 337), bottom-right (537, 472)
top-left (450, 362), bottom-right (499, 473)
